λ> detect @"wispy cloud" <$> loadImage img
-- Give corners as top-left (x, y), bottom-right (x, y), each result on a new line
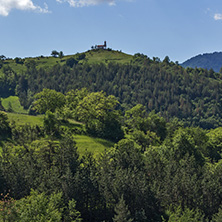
top-left (56, 0), bottom-right (116, 7)
top-left (0, 0), bottom-right (50, 16)
top-left (214, 13), bottom-right (222, 20)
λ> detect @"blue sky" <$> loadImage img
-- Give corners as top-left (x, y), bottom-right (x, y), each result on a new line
top-left (0, 0), bottom-right (222, 62)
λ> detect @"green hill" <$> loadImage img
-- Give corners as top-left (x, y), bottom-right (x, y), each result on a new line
top-left (2, 49), bottom-right (222, 129)
top-left (181, 51), bottom-right (222, 72)
top-left (0, 49), bottom-right (133, 76)
top-left (85, 49), bottom-right (132, 64)
top-left (2, 51), bottom-right (222, 221)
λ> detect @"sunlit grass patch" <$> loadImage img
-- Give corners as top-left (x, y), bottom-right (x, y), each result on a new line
top-left (1, 96), bottom-right (28, 114)
top-left (74, 135), bottom-right (114, 158)
top-left (7, 113), bottom-right (44, 126)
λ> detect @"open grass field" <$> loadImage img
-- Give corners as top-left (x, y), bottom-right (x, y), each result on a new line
top-left (7, 112), bottom-right (44, 126)
top-left (1, 96), bottom-right (28, 114)
top-left (74, 135), bottom-right (114, 158)
top-left (85, 49), bottom-right (132, 64)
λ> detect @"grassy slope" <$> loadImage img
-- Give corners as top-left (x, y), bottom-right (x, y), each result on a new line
top-left (85, 49), bottom-right (132, 64)
top-left (0, 50), bottom-right (133, 76)
top-left (7, 112), bottom-right (44, 126)
top-left (6, 112), bottom-right (114, 156)
top-left (2, 96), bottom-right (28, 114)
top-left (74, 135), bottom-right (114, 158)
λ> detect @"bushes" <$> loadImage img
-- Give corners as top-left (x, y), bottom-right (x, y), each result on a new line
top-left (0, 111), bottom-right (11, 139)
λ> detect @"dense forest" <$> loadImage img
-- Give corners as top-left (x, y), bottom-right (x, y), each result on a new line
top-left (1, 52), bottom-right (222, 128)
top-left (1, 88), bottom-right (222, 221)
top-left (181, 51), bottom-right (222, 73)
top-left (1, 50), bottom-right (222, 221)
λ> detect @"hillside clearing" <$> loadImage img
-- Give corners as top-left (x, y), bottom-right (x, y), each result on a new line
top-left (74, 135), bottom-right (114, 158)
top-left (2, 96), bottom-right (28, 114)
top-left (7, 112), bottom-right (44, 126)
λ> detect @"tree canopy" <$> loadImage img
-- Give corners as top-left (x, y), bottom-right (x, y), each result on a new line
top-left (33, 89), bottom-right (65, 114)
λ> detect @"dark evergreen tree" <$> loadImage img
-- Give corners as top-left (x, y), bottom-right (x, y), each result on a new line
top-left (113, 195), bottom-right (133, 222)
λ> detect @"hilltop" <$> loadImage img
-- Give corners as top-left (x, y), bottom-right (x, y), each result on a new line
top-left (0, 49), bottom-right (133, 76)
top-left (1, 49), bottom-right (222, 129)
top-left (181, 51), bottom-right (222, 72)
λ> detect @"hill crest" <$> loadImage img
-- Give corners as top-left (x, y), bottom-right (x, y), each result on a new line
top-left (0, 49), bottom-right (133, 75)
top-left (181, 51), bottom-right (222, 72)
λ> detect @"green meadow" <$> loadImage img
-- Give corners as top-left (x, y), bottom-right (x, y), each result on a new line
top-left (1, 96), bottom-right (28, 114)
top-left (7, 112), bottom-right (44, 126)
top-left (74, 135), bottom-right (114, 158)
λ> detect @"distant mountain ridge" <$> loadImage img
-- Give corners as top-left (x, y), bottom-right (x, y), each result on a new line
top-left (181, 51), bottom-right (222, 72)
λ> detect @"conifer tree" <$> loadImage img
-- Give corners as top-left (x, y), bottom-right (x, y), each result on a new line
top-left (113, 195), bottom-right (133, 222)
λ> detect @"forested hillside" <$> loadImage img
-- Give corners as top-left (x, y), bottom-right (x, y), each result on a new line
top-left (1, 50), bottom-right (222, 128)
top-left (181, 51), bottom-right (222, 73)
top-left (1, 88), bottom-right (222, 221)
top-left (1, 49), bottom-right (222, 221)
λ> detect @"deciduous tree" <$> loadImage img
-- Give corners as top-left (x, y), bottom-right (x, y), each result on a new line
top-left (33, 88), bottom-right (65, 114)
top-left (51, 50), bottom-right (59, 57)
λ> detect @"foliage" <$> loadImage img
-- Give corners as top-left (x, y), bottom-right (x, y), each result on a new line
top-left (1, 51), bottom-right (222, 129)
top-left (0, 65), bottom-right (17, 97)
top-left (59, 51), bottom-right (64, 59)
top-left (0, 192), bottom-right (16, 222)
top-left (51, 50), bottom-right (59, 57)
top-left (113, 195), bottom-right (133, 222)
top-left (96, 138), bottom-right (162, 221)
top-left (33, 88), bottom-right (65, 114)
top-left (207, 127), bottom-right (222, 161)
top-left (164, 205), bottom-right (205, 222)
top-left (2, 50), bottom-right (222, 221)
top-left (212, 206), bottom-right (222, 222)
top-left (128, 129), bottom-right (160, 152)
top-left (67, 199), bottom-right (82, 222)
top-left (66, 57), bottom-right (78, 67)
top-left (0, 189), bottom-right (83, 222)
top-left (13, 190), bottom-right (64, 222)
top-left (75, 91), bottom-right (124, 141)
top-left (62, 88), bottom-right (89, 119)
top-left (25, 59), bottom-right (36, 69)
top-left (76, 53), bottom-right (86, 61)
top-left (11, 123), bottom-right (43, 145)
top-left (43, 110), bottom-right (60, 137)
top-left (14, 57), bottom-right (24, 64)
top-left (0, 134), bottom-right (80, 198)
top-left (0, 55), bottom-right (6, 61)
top-left (124, 105), bottom-right (166, 150)
top-left (0, 111), bottom-right (11, 139)
top-left (14, 59), bottom-right (222, 129)
top-left (2, 96), bottom-right (222, 221)
top-left (124, 104), bottom-right (147, 131)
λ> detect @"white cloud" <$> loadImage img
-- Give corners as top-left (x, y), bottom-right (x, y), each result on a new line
top-left (0, 0), bottom-right (50, 16)
top-left (56, 0), bottom-right (116, 7)
top-left (214, 13), bottom-right (222, 20)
